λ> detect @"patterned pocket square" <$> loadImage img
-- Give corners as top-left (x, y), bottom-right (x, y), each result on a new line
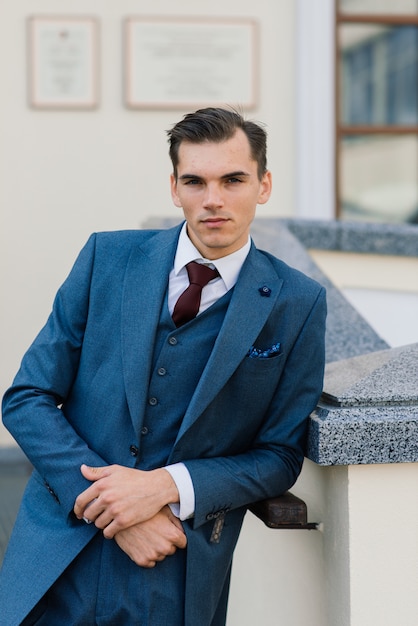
top-left (247, 342), bottom-right (281, 359)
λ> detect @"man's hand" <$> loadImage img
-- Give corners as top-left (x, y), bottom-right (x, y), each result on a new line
top-left (115, 506), bottom-right (187, 568)
top-left (73, 464), bottom-right (179, 538)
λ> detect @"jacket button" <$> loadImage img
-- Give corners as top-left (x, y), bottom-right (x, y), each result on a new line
top-left (157, 367), bottom-right (166, 376)
top-left (148, 397), bottom-right (158, 406)
top-left (129, 445), bottom-right (139, 456)
top-left (141, 426), bottom-right (149, 435)
top-left (168, 337), bottom-right (177, 345)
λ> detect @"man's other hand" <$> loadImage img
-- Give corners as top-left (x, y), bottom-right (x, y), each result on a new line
top-left (114, 506), bottom-right (187, 568)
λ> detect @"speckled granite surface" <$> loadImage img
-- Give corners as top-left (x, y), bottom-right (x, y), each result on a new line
top-left (310, 344), bottom-right (418, 465)
top-left (308, 404), bottom-right (418, 465)
top-left (322, 343), bottom-right (418, 407)
top-left (282, 218), bottom-right (418, 257)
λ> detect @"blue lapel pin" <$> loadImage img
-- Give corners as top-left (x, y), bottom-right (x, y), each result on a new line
top-left (259, 286), bottom-right (271, 297)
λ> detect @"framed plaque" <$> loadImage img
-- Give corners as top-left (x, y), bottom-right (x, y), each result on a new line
top-left (124, 17), bottom-right (258, 109)
top-left (28, 16), bottom-right (99, 109)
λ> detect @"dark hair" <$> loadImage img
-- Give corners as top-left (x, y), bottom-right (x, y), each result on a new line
top-left (167, 107), bottom-right (267, 180)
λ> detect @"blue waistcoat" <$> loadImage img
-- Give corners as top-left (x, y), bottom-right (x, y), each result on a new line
top-left (138, 289), bottom-right (233, 471)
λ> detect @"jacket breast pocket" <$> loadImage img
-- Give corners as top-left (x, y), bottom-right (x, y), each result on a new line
top-left (232, 352), bottom-right (285, 399)
top-left (219, 353), bottom-right (286, 433)
top-left (243, 351), bottom-right (284, 378)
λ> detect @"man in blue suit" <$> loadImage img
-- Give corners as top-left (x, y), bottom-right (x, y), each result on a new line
top-left (0, 107), bottom-right (326, 625)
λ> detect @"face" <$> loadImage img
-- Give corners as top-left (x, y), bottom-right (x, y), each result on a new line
top-left (170, 129), bottom-right (272, 260)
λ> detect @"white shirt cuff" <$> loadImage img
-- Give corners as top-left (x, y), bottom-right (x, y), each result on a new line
top-left (165, 462), bottom-right (195, 520)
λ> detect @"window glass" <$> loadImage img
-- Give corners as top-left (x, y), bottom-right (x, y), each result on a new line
top-left (340, 135), bottom-right (418, 223)
top-left (339, 0), bottom-right (418, 16)
top-left (340, 25), bottom-right (418, 125)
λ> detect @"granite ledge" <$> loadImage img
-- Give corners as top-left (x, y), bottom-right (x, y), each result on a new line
top-left (307, 344), bottom-right (418, 465)
top-left (307, 405), bottom-right (418, 466)
top-left (282, 218), bottom-right (418, 257)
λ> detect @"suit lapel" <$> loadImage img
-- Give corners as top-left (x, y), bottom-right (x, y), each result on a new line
top-left (174, 245), bottom-right (283, 444)
top-left (121, 225), bottom-right (182, 430)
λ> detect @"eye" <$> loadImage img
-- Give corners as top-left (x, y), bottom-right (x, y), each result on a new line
top-left (184, 178), bottom-right (202, 185)
top-left (226, 177), bottom-right (243, 184)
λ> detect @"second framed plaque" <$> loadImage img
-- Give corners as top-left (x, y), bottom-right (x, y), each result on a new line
top-left (124, 17), bottom-right (258, 110)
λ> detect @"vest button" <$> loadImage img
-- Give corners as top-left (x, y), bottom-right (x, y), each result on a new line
top-left (148, 397), bottom-right (158, 406)
top-left (141, 426), bottom-right (149, 435)
top-left (168, 337), bottom-right (177, 345)
top-left (157, 367), bottom-right (166, 376)
top-left (129, 445), bottom-right (139, 456)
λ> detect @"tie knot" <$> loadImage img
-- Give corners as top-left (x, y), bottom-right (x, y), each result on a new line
top-left (186, 261), bottom-right (219, 288)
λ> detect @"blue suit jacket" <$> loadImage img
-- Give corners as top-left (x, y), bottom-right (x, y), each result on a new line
top-left (0, 224), bottom-right (326, 625)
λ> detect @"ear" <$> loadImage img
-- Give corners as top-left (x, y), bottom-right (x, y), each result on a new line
top-left (257, 170), bottom-right (272, 205)
top-left (170, 174), bottom-right (182, 208)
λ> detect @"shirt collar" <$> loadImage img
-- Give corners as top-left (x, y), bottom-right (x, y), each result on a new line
top-left (174, 222), bottom-right (251, 290)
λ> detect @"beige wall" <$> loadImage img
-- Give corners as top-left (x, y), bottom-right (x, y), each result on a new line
top-left (309, 251), bottom-right (418, 294)
top-left (310, 251), bottom-right (418, 347)
top-left (0, 0), bottom-right (296, 439)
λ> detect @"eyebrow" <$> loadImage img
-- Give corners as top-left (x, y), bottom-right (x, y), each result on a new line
top-left (178, 170), bottom-right (251, 181)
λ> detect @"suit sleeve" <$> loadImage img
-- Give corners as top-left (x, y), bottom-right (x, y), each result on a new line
top-left (184, 286), bottom-right (327, 530)
top-left (2, 234), bottom-right (108, 518)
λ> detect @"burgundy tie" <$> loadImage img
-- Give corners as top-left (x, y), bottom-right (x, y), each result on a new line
top-left (172, 261), bottom-right (219, 327)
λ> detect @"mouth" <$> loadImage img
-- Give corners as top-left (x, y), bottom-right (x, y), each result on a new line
top-left (201, 217), bottom-right (229, 228)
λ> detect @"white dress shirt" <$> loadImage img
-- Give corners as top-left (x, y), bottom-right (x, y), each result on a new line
top-left (165, 223), bottom-right (250, 519)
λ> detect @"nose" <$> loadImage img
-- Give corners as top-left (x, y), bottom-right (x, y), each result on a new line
top-left (203, 183), bottom-right (223, 209)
